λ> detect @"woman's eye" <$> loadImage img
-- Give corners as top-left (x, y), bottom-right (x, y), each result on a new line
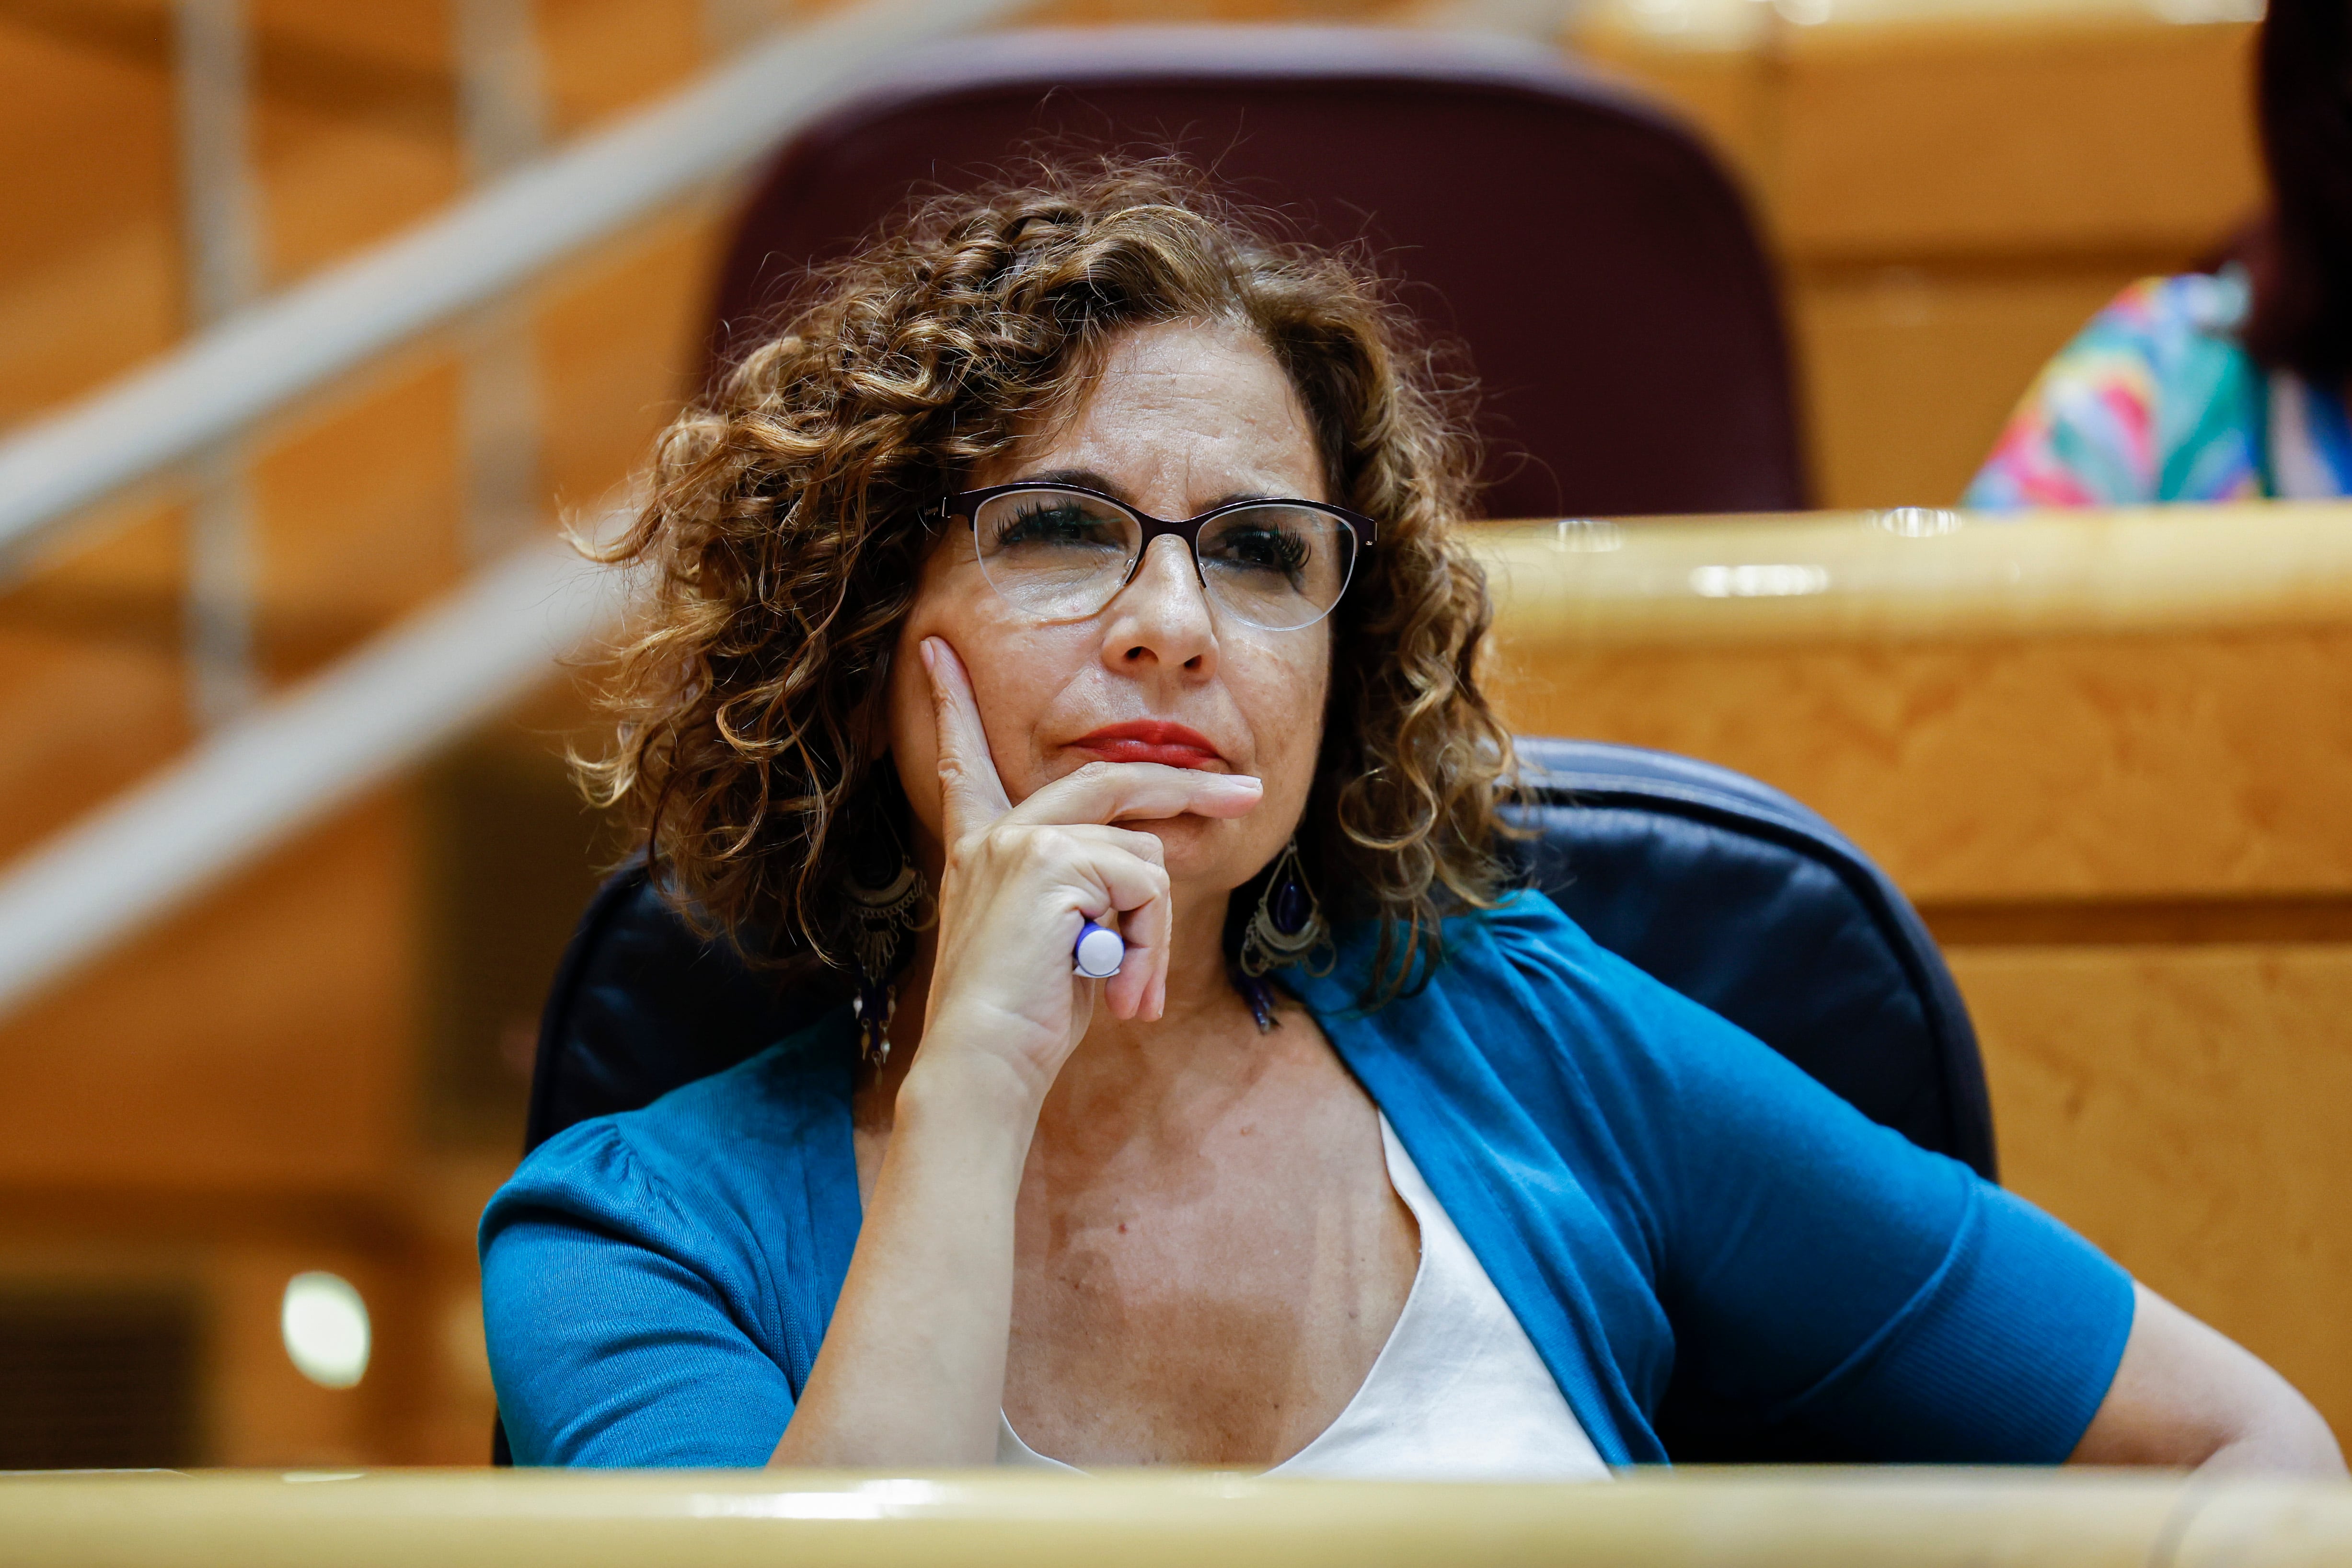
top-left (1210, 524), bottom-right (1310, 575)
top-left (998, 505), bottom-right (1118, 547)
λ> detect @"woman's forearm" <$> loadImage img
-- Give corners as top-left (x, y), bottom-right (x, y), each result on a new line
top-left (2199, 1415), bottom-right (2346, 1476)
top-left (769, 1051), bottom-right (1038, 1467)
top-left (768, 640), bottom-right (1255, 1467)
top-left (2070, 1283), bottom-right (2345, 1476)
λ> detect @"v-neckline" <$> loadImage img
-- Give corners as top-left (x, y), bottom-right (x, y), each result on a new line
top-left (996, 1112), bottom-right (1430, 1474)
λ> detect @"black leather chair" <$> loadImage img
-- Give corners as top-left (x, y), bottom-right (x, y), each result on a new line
top-left (496, 737), bottom-right (1991, 1464)
top-left (703, 27), bottom-right (1808, 520)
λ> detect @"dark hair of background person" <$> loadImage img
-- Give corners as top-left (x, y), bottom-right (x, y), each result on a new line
top-left (2239, 0), bottom-right (2352, 379)
top-left (577, 161), bottom-right (1520, 1008)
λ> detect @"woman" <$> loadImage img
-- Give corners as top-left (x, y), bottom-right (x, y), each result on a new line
top-left (1966, 0), bottom-right (2352, 505)
top-left (484, 166), bottom-right (2340, 1474)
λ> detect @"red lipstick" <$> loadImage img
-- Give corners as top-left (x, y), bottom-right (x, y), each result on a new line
top-left (1068, 720), bottom-right (1226, 770)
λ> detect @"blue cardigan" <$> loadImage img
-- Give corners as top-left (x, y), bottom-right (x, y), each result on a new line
top-left (480, 890), bottom-right (2133, 1467)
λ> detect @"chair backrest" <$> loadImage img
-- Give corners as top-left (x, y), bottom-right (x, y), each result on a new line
top-left (524, 736), bottom-right (1990, 1171)
top-left (703, 27), bottom-right (1807, 520)
top-left (509, 737), bottom-right (1990, 1463)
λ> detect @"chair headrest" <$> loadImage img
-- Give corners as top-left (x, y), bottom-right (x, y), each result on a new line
top-left (704, 29), bottom-right (1805, 519)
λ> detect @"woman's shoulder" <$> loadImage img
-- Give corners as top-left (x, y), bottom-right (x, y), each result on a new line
top-left (1297, 884), bottom-right (1648, 1005)
top-left (1307, 886), bottom-right (1936, 1169)
top-left (2082, 273), bottom-right (2265, 416)
top-left (1964, 271), bottom-right (2266, 507)
top-left (2094, 270), bottom-right (2250, 344)
top-left (1425, 886), bottom-right (1627, 1008)
top-left (1296, 888), bottom-right (1748, 1093)
top-left (480, 1006), bottom-right (859, 1251)
top-left (2039, 271), bottom-right (2252, 382)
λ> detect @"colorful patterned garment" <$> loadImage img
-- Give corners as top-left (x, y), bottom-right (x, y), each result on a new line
top-left (1963, 269), bottom-right (2352, 508)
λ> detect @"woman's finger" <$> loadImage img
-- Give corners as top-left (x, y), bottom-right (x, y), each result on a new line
top-left (1102, 848), bottom-right (1172, 1022)
top-left (1043, 834), bottom-right (1172, 1025)
top-left (1008, 758), bottom-right (1262, 830)
top-left (1003, 771), bottom-right (1242, 1024)
top-left (1027, 824), bottom-right (1168, 1020)
top-left (921, 638), bottom-right (1014, 838)
top-left (1051, 822), bottom-right (1170, 869)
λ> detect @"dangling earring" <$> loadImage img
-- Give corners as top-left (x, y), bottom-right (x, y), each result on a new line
top-left (846, 850), bottom-right (934, 1065)
top-left (1239, 837), bottom-right (1335, 980)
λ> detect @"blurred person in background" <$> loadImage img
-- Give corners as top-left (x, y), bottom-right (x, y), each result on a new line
top-left (480, 165), bottom-right (2340, 1475)
top-left (1966, 0), bottom-right (2352, 506)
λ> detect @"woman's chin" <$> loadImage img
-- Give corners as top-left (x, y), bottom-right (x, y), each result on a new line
top-left (1136, 817), bottom-right (1268, 890)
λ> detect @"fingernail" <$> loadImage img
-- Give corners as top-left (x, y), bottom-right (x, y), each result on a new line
top-left (919, 639), bottom-right (937, 673)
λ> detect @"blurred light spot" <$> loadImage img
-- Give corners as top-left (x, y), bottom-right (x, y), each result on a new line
top-left (1873, 506), bottom-right (1964, 537)
top-left (1551, 519), bottom-right (1624, 553)
top-left (2155, 0), bottom-right (2260, 20)
top-left (282, 1272), bottom-right (370, 1389)
top-left (1690, 564), bottom-right (1830, 598)
top-left (691, 1479), bottom-right (950, 1520)
top-left (1774, 0), bottom-right (1832, 24)
top-left (1627, 0), bottom-right (1694, 32)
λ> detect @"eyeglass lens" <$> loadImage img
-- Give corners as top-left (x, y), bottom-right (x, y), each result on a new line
top-left (971, 488), bottom-right (1355, 631)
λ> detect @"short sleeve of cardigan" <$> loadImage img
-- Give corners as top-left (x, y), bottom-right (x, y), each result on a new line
top-left (1483, 897), bottom-right (2136, 1462)
top-left (480, 1122), bottom-right (797, 1467)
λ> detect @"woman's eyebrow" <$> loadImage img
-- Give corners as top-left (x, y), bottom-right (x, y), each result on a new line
top-left (1013, 469), bottom-right (1303, 515)
top-left (1017, 466), bottom-right (1130, 499)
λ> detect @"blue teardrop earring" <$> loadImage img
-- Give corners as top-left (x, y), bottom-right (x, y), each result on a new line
top-left (1233, 837), bottom-right (1335, 1032)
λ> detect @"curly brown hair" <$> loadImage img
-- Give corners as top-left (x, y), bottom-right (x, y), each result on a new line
top-left (583, 161), bottom-right (1518, 1005)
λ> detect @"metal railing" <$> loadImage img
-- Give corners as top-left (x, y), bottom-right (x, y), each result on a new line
top-left (0, 536), bottom-right (613, 1015)
top-left (0, 0), bottom-right (1024, 1015)
top-left (0, 0), bottom-right (1023, 579)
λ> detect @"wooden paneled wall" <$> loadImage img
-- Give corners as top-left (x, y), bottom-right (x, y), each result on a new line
top-left (1476, 505), bottom-right (2352, 1441)
top-left (1578, 12), bottom-right (2265, 509)
top-left (1499, 626), bottom-right (2352, 1432)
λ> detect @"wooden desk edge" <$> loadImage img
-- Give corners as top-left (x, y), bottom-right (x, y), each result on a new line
top-left (3, 1468), bottom-right (2350, 1567)
top-left (1467, 502), bottom-right (2352, 647)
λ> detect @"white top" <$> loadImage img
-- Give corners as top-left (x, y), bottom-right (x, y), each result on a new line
top-left (998, 1114), bottom-right (1611, 1481)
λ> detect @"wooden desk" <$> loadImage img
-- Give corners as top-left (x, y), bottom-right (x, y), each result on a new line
top-left (1471, 502), bottom-right (2352, 1443)
top-left (5, 1468), bottom-right (2351, 1568)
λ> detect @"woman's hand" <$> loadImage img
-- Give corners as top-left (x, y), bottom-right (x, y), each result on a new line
top-left (769, 636), bottom-right (1259, 1469)
top-left (915, 635), bottom-right (1262, 1107)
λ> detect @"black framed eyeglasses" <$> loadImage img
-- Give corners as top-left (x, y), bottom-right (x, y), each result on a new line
top-left (939, 482), bottom-right (1376, 632)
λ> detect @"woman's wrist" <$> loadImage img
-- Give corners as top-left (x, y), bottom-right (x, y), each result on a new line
top-left (893, 1036), bottom-right (1049, 1161)
top-left (900, 997), bottom-right (1067, 1114)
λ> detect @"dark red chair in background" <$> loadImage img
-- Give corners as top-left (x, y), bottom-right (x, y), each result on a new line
top-left (704, 27), bottom-right (1807, 520)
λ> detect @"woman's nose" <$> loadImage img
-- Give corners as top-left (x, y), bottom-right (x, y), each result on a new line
top-left (1104, 535), bottom-right (1218, 671)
